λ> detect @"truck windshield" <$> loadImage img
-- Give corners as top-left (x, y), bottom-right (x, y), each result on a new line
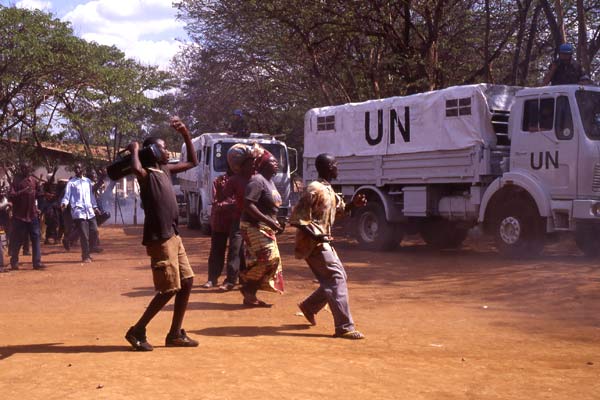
top-left (575, 91), bottom-right (600, 140)
top-left (213, 142), bottom-right (288, 172)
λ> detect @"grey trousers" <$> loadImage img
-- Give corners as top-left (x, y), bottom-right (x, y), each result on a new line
top-left (300, 243), bottom-right (355, 334)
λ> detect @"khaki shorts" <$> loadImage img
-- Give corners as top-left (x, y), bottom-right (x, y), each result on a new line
top-left (146, 235), bottom-right (194, 293)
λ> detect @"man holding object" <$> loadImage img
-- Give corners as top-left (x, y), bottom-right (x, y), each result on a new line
top-left (290, 153), bottom-right (366, 340)
top-left (124, 116), bottom-right (199, 351)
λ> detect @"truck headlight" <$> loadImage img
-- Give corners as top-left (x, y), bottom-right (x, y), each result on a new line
top-left (592, 203), bottom-right (600, 217)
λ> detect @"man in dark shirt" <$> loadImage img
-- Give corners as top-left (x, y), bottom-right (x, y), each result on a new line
top-left (543, 43), bottom-right (585, 86)
top-left (124, 116), bottom-right (199, 351)
top-left (202, 170), bottom-right (238, 289)
top-left (8, 162), bottom-right (46, 270)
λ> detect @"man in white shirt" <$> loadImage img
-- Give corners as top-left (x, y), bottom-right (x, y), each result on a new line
top-left (61, 163), bottom-right (102, 263)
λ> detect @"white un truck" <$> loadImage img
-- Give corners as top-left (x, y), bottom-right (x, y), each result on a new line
top-left (303, 83), bottom-right (600, 257)
top-left (178, 132), bottom-right (297, 234)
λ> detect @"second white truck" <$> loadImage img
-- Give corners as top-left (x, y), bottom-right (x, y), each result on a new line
top-left (178, 132), bottom-right (297, 234)
top-left (303, 83), bottom-right (600, 256)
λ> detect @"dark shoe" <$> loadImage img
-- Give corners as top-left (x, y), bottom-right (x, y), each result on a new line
top-left (200, 281), bottom-right (214, 288)
top-left (62, 239), bottom-right (70, 251)
top-left (165, 329), bottom-right (199, 347)
top-left (125, 326), bottom-right (153, 351)
top-left (333, 330), bottom-right (365, 340)
top-left (82, 258), bottom-right (92, 263)
top-left (33, 264), bottom-right (47, 270)
top-left (10, 264), bottom-right (19, 271)
top-left (298, 303), bottom-right (317, 326)
top-left (91, 247), bottom-right (104, 253)
top-left (243, 299), bottom-right (273, 308)
top-left (219, 282), bottom-right (235, 291)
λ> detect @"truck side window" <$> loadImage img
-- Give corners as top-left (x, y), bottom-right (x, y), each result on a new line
top-left (555, 96), bottom-right (573, 140)
top-left (539, 98), bottom-right (554, 131)
top-left (522, 98), bottom-right (555, 132)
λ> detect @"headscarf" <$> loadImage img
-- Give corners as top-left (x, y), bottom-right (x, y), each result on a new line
top-left (256, 150), bottom-right (273, 171)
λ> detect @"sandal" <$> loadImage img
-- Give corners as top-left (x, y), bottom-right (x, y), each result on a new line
top-left (243, 299), bottom-right (273, 308)
top-left (333, 330), bottom-right (365, 340)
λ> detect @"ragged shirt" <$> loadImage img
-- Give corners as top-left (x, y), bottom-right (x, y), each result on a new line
top-left (289, 178), bottom-right (346, 259)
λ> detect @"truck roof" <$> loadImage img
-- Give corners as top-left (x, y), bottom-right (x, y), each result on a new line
top-left (190, 132), bottom-right (282, 145)
top-left (304, 84), bottom-right (518, 158)
top-left (516, 84), bottom-right (600, 97)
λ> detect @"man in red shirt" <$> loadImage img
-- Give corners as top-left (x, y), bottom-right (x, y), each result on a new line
top-left (8, 162), bottom-right (46, 270)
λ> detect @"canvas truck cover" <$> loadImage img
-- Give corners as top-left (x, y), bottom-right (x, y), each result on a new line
top-left (304, 84), bottom-right (517, 158)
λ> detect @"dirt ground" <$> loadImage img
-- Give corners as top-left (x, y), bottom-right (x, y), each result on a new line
top-left (1, 225), bottom-right (599, 400)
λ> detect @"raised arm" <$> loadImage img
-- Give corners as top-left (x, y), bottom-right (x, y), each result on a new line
top-left (127, 141), bottom-right (148, 181)
top-left (167, 116), bottom-right (198, 174)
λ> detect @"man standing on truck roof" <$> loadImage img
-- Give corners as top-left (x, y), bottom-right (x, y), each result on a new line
top-left (543, 43), bottom-right (585, 86)
top-left (290, 153), bottom-right (366, 340)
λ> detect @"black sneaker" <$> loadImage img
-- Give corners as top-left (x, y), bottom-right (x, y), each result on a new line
top-left (33, 264), bottom-right (47, 270)
top-left (125, 326), bottom-right (153, 351)
top-left (165, 329), bottom-right (199, 347)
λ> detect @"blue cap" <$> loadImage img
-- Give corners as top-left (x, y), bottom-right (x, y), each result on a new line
top-left (559, 43), bottom-right (574, 54)
top-left (233, 109), bottom-right (243, 117)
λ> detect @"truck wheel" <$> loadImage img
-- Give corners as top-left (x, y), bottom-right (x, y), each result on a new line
top-left (355, 203), bottom-right (398, 251)
top-left (493, 200), bottom-right (544, 257)
top-left (575, 224), bottom-right (600, 258)
top-left (420, 220), bottom-right (468, 249)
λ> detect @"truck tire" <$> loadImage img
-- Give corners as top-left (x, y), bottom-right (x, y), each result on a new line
top-left (355, 203), bottom-right (399, 251)
top-left (493, 200), bottom-right (544, 258)
top-left (575, 224), bottom-right (600, 258)
top-left (420, 220), bottom-right (468, 249)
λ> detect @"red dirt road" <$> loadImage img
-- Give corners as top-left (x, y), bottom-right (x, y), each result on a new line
top-left (1, 226), bottom-right (599, 399)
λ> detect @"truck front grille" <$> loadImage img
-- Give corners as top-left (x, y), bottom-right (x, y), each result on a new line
top-left (593, 163), bottom-right (600, 192)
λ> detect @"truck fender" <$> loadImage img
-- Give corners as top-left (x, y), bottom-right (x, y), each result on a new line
top-left (478, 172), bottom-right (551, 223)
top-left (353, 185), bottom-right (402, 221)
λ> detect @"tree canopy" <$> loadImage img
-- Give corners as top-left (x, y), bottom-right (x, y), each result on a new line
top-left (173, 0), bottom-right (600, 156)
top-left (0, 6), bottom-right (175, 178)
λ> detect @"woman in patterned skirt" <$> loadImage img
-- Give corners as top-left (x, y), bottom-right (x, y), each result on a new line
top-left (239, 150), bottom-right (284, 307)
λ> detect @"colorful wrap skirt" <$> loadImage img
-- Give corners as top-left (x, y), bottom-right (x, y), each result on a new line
top-left (240, 221), bottom-right (284, 293)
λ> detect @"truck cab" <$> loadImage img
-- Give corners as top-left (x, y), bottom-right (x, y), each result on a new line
top-left (484, 84), bottom-right (600, 255)
top-left (178, 133), bottom-right (296, 233)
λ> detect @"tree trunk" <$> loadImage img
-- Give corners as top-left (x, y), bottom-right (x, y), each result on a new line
top-left (576, 0), bottom-right (590, 73)
top-left (540, 0), bottom-right (564, 52)
top-left (511, 0), bottom-right (532, 85)
top-left (520, 2), bottom-right (542, 85)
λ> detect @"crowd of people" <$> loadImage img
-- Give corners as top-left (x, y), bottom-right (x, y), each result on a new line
top-left (0, 162), bottom-right (108, 272)
top-left (4, 42), bottom-right (595, 350)
top-left (121, 116), bottom-right (367, 352)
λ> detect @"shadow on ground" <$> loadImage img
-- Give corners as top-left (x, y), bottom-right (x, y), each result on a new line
top-left (0, 343), bottom-right (128, 360)
top-left (190, 324), bottom-right (330, 338)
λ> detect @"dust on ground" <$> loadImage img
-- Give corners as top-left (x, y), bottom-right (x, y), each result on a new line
top-left (1, 226), bottom-right (599, 400)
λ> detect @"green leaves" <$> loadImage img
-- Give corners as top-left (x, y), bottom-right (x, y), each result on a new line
top-left (1, 5), bottom-right (176, 169)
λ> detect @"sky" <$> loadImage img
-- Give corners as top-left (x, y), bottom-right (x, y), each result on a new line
top-left (2, 0), bottom-right (187, 69)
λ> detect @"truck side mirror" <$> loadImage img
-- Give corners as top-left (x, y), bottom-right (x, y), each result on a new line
top-left (288, 147), bottom-right (298, 174)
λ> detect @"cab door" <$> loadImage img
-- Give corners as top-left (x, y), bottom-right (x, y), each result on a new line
top-left (511, 93), bottom-right (578, 199)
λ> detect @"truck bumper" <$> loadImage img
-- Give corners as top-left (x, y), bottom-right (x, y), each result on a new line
top-left (572, 200), bottom-right (600, 220)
